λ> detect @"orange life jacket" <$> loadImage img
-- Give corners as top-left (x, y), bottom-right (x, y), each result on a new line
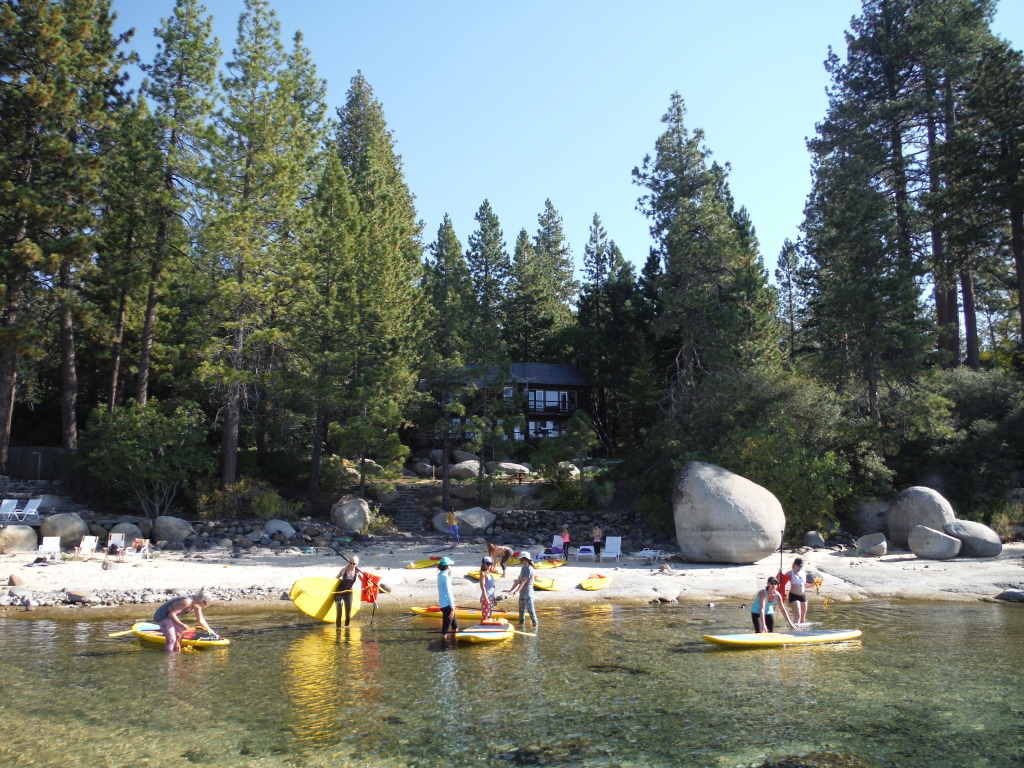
top-left (361, 571), bottom-right (382, 603)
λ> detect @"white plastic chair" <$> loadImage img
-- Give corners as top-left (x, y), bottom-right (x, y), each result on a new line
top-left (129, 538), bottom-right (151, 560)
top-left (637, 548), bottom-right (664, 564)
top-left (600, 536), bottom-right (622, 562)
top-left (19, 498), bottom-right (42, 523)
top-left (0, 499), bottom-right (16, 521)
top-left (574, 544), bottom-right (596, 562)
top-left (37, 536), bottom-right (61, 561)
top-left (535, 534), bottom-right (564, 561)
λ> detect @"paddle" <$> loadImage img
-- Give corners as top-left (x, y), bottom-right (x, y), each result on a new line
top-left (107, 629), bottom-right (136, 638)
top-left (511, 629), bottom-right (537, 637)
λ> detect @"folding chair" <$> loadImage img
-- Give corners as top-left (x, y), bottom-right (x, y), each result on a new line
top-left (129, 538), bottom-right (151, 560)
top-left (104, 532), bottom-right (126, 561)
top-left (637, 548), bottom-right (664, 564)
top-left (73, 535), bottom-right (99, 560)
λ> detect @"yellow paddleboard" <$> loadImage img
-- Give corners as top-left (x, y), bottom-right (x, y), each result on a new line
top-left (533, 575), bottom-right (559, 591)
top-left (535, 559), bottom-right (566, 569)
top-left (702, 629), bottom-right (862, 647)
top-left (456, 619), bottom-right (513, 643)
top-left (580, 573), bottom-right (612, 591)
top-left (290, 576), bottom-right (361, 624)
top-left (411, 606), bottom-right (519, 622)
top-left (130, 622), bottom-right (230, 648)
top-left (406, 557), bottom-right (443, 569)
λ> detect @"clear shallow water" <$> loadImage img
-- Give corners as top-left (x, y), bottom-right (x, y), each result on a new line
top-left (0, 600), bottom-right (1021, 768)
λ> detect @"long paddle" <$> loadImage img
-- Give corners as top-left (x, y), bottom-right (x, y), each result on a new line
top-left (107, 629), bottom-right (136, 638)
top-left (511, 629), bottom-right (537, 637)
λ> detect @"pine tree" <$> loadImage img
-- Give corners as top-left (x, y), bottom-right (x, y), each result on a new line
top-left (633, 92), bottom-right (779, 416)
top-left (531, 199), bottom-right (578, 355)
top-left (465, 199), bottom-right (510, 363)
top-left (330, 72), bottom-right (422, 494)
top-left (0, 0), bottom-right (128, 467)
top-left (503, 229), bottom-right (546, 362)
top-left (136, 0), bottom-right (219, 406)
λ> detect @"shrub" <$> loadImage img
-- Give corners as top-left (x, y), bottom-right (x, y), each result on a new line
top-left (990, 500), bottom-right (1024, 542)
top-left (196, 477), bottom-right (302, 521)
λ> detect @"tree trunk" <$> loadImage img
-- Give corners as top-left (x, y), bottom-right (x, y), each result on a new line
top-left (220, 380), bottom-right (240, 490)
top-left (136, 246), bottom-right (164, 406)
top-left (1011, 204), bottom-right (1024, 343)
top-left (960, 268), bottom-right (979, 370)
top-left (0, 350), bottom-right (16, 475)
top-left (59, 257), bottom-right (78, 452)
top-left (108, 283), bottom-right (128, 412)
top-left (307, 406), bottom-right (326, 501)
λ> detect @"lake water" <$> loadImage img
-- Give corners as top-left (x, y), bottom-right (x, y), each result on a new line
top-left (0, 600), bottom-right (1021, 768)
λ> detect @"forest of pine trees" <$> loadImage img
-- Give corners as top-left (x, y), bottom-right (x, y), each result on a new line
top-left (1, 0), bottom-right (1022, 534)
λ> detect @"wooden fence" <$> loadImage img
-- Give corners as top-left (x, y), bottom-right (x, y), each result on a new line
top-left (6, 447), bottom-right (67, 480)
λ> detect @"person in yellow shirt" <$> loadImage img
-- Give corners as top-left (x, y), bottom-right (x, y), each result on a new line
top-left (445, 507), bottom-right (459, 543)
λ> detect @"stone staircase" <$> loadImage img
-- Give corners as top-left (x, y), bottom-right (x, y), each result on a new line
top-left (385, 483), bottom-right (432, 532)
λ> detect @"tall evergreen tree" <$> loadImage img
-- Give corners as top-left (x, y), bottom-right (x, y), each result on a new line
top-left (633, 92), bottom-right (780, 416)
top-left (465, 199), bottom-right (509, 363)
top-left (0, 0), bottom-right (128, 468)
top-left (775, 238), bottom-right (803, 360)
top-left (503, 229), bottom-right (546, 362)
top-left (136, 0), bottom-right (219, 406)
top-left (331, 72), bottom-right (421, 493)
top-left (531, 199), bottom-right (578, 356)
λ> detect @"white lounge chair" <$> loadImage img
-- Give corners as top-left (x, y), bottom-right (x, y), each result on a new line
top-left (73, 535), bottom-right (99, 560)
top-left (18, 498), bottom-right (42, 524)
top-left (535, 534), bottom-right (564, 561)
top-left (0, 499), bottom-right (17, 522)
top-left (600, 536), bottom-right (622, 562)
top-left (637, 548), bottom-right (664, 564)
top-left (574, 544), bottom-right (596, 562)
top-left (38, 536), bottom-right (62, 561)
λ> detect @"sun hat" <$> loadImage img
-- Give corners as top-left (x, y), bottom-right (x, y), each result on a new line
top-left (518, 551), bottom-right (532, 562)
top-left (482, 556), bottom-right (493, 564)
top-left (439, 556), bottom-right (454, 566)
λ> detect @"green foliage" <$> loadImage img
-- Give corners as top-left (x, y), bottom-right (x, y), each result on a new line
top-left (364, 505), bottom-right (396, 535)
top-left (79, 399), bottom-right (214, 518)
top-left (990, 500), bottom-right (1024, 542)
top-left (196, 476), bottom-right (301, 521)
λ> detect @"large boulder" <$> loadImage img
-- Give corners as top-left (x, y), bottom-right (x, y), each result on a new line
top-left (331, 495), bottom-right (370, 532)
top-left (451, 450), bottom-right (478, 464)
top-left (942, 519), bottom-right (1002, 558)
top-left (411, 461), bottom-right (435, 478)
top-left (264, 519), bottom-right (296, 539)
top-left (485, 461), bottom-right (530, 476)
top-left (151, 516), bottom-right (196, 544)
top-left (908, 525), bottom-right (961, 560)
top-left (40, 512), bottom-right (88, 549)
top-left (856, 532), bottom-right (888, 557)
top-left (432, 506), bottom-right (496, 536)
top-left (671, 461), bottom-right (785, 564)
top-left (449, 460), bottom-right (481, 481)
top-left (888, 487), bottom-right (956, 549)
top-left (110, 522), bottom-right (144, 544)
top-left (0, 525), bottom-right (38, 552)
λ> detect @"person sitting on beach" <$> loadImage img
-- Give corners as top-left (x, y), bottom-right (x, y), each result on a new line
top-left (152, 588), bottom-right (215, 652)
top-left (488, 543), bottom-right (514, 577)
top-left (751, 576), bottom-right (797, 634)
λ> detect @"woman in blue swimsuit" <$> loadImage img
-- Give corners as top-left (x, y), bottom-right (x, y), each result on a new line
top-left (751, 576), bottom-right (797, 633)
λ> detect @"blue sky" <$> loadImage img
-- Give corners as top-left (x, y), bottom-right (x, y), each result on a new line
top-left (111, 1), bottom-right (1024, 278)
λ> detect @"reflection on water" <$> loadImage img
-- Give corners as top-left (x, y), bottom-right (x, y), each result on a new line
top-left (0, 601), bottom-right (1021, 767)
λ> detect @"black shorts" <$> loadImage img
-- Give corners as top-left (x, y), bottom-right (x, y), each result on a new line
top-left (788, 593), bottom-right (806, 603)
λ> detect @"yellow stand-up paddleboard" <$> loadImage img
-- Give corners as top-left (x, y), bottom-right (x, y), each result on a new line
top-left (290, 576), bottom-right (361, 624)
top-left (129, 622), bottom-right (230, 649)
top-left (580, 573), bottom-right (612, 591)
top-left (533, 575), bottom-right (559, 591)
top-left (535, 559), bottom-right (566, 569)
top-left (406, 557), bottom-right (443, 569)
top-left (702, 629), bottom-right (862, 647)
top-left (455, 618), bottom-right (514, 643)
top-left (411, 605), bottom-right (519, 622)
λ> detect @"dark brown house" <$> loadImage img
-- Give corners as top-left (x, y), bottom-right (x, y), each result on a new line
top-left (506, 362), bottom-right (590, 442)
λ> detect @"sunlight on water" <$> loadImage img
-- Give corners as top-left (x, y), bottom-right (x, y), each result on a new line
top-left (0, 601), bottom-right (1021, 767)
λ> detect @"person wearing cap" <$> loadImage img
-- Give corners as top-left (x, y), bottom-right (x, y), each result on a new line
top-left (478, 556), bottom-right (496, 621)
top-left (506, 551), bottom-right (538, 630)
top-left (151, 588), bottom-right (215, 652)
top-left (335, 556), bottom-right (361, 628)
top-left (784, 557), bottom-right (809, 625)
top-left (751, 576), bottom-right (796, 634)
top-left (436, 556), bottom-right (458, 636)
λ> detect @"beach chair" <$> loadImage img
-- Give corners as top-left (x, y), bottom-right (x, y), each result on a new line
top-left (129, 538), bottom-right (151, 560)
top-left (104, 532), bottom-right (126, 561)
top-left (73, 535), bottom-right (99, 560)
top-left (535, 534), bottom-right (564, 561)
top-left (637, 548), bottom-right (664, 564)
top-left (0, 499), bottom-right (17, 522)
top-left (600, 536), bottom-right (622, 562)
top-left (574, 544), bottom-right (596, 562)
top-left (38, 536), bottom-right (62, 561)
top-left (19, 498), bottom-right (42, 522)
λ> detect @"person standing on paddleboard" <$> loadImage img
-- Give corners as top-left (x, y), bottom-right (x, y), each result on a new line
top-left (784, 558), bottom-right (809, 625)
top-left (335, 556), bottom-right (361, 628)
top-left (152, 588), bottom-right (215, 652)
top-left (751, 577), bottom-right (797, 634)
top-left (506, 551), bottom-right (538, 630)
top-left (437, 556), bottom-right (458, 636)
top-left (479, 556), bottom-right (496, 621)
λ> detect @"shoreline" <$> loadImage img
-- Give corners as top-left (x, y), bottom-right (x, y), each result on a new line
top-left (3, 537), bottom-right (1023, 621)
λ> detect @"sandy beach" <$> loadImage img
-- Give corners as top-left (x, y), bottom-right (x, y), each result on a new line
top-left (4, 534), bottom-right (1023, 619)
